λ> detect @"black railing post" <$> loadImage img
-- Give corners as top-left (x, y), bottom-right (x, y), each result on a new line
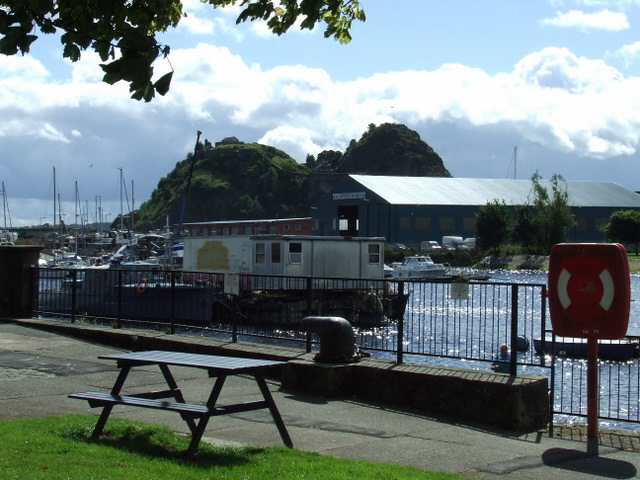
top-left (116, 270), bottom-right (123, 329)
top-left (509, 284), bottom-right (518, 377)
top-left (231, 295), bottom-right (238, 343)
top-left (70, 269), bottom-right (77, 323)
top-left (396, 280), bottom-right (405, 364)
top-left (540, 285), bottom-right (555, 437)
top-left (305, 276), bottom-right (313, 353)
top-left (170, 271), bottom-right (176, 334)
top-left (231, 278), bottom-right (238, 343)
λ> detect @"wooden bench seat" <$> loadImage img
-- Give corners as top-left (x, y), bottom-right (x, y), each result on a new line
top-left (69, 392), bottom-right (210, 416)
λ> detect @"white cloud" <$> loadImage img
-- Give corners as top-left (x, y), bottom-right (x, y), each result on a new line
top-left (3, 38), bottom-right (640, 225)
top-left (160, 43), bottom-right (640, 161)
top-left (611, 41), bottom-right (640, 66)
top-left (259, 126), bottom-right (322, 159)
top-left (176, 0), bottom-right (278, 40)
top-left (540, 9), bottom-right (629, 31)
top-left (36, 123), bottom-right (71, 143)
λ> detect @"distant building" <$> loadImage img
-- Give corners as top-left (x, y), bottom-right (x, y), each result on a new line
top-left (173, 217), bottom-right (311, 237)
top-left (312, 175), bottom-right (640, 245)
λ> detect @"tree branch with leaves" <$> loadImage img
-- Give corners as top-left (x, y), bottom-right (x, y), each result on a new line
top-left (0, 0), bottom-right (365, 101)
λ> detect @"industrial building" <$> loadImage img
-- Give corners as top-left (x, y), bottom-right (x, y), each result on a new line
top-left (174, 217), bottom-right (311, 237)
top-left (311, 175), bottom-right (640, 245)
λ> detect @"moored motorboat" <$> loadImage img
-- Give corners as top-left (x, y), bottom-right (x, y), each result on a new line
top-left (534, 337), bottom-right (640, 361)
top-left (390, 255), bottom-right (447, 279)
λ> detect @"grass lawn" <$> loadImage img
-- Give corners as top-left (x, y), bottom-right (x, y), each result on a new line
top-left (0, 415), bottom-right (467, 480)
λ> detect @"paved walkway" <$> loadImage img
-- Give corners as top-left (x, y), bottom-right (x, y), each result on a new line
top-left (1, 319), bottom-right (639, 479)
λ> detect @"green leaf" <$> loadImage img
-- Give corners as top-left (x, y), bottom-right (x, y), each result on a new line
top-left (153, 71), bottom-right (173, 96)
top-left (63, 43), bottom-right (81, 62)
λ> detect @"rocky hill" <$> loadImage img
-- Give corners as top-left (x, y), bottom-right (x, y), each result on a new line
top-left (339, 123), bottom-right (451, 177)
top-left (135, 124), bottom-right (452, 232)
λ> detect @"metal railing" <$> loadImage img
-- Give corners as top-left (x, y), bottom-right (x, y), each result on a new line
top-left (34, 266), bottom-right (640, 431)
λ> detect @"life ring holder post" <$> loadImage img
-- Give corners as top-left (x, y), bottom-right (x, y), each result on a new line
top-left (547, 242), bottom-right (631, 453)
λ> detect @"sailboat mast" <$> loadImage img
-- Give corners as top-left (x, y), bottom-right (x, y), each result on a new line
top-left (2, 181), bottom-right (6, 230)
top-left (53, 166), bottom-right (57, 242)
top-left (131, 180), bottom-right (135, 232)
top-left (118, 167), bottom-right (124, 231)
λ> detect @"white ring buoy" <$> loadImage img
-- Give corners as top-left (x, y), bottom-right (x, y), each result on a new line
top-left (557, 268), bottom-right (571, 310)
top-left (599, 269), bottom-right (614, 311)
top-left (556, 266), bottom-right (614, 312)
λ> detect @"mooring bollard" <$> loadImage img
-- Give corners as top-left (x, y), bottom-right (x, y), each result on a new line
top-left (301, 316), bottom-right (355, 363)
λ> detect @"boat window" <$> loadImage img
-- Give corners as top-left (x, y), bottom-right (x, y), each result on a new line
top-left (271, 243), bottom-right (281, 263)
top-left (368, 244), bottom-right (380, 264)
top-left (255, 243), bottom-right (265, 264)
top-left (289, 242), bottom-right (302, 264)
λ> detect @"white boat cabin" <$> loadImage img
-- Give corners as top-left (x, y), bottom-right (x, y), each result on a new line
top-left (182, 235), bottom-right (385, 279)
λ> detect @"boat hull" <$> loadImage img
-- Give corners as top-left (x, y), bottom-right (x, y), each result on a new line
top-left (534, 338), bottom-right (639, 361)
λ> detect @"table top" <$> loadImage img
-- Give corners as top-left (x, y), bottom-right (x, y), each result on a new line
top-left (98, 350), bottom-right (287, 373)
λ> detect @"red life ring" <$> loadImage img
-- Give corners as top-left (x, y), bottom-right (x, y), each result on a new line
top-left (136, 278), bottom-right (148, 294)
top-left (554, 256), bottom-right (613, 323)
top-left (548, 243), bottom-right (630, 339)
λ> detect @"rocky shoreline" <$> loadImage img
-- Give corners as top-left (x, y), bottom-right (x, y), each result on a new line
top-left (483, 254), bottom-right (640, 272)
top-left (481, 254), bottom-right (549, 270)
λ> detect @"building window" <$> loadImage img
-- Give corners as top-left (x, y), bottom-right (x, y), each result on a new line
top-left (255, 243), bottom-right (265, 263)
top-left (283, 224), bottom-right (290, 231)
top-left (439, 217), bottom-right (454, 231)
top-left (338, 218), bottom-right (349, 231)
top-left (576, 218), bottom-right (588, 231)
top-left (271, 243), bottom-right (281, 263)
top-left (400, 217), bottom-right (411, 231)
top-left (294, 223), bottom-right (302, 231)
top-left (289, 242), bottom-right (302, 264)
top-left (368, 244), bottom-right (381, 263)
top-left (463, 217), bottom-right (476, 231)
top-left (415, 217), bottom-right (430, 231)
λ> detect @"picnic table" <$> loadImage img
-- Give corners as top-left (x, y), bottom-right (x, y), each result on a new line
top-left (69, 350), bottom-right (292, 457)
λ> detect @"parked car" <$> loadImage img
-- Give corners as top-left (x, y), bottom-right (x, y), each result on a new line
top-left (420, 240), bottom-right (442, 253)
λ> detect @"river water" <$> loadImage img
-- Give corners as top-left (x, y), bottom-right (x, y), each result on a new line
top-left (486, 269), bottom-right (640, 430)
top-left (490, 269), bottom-right (640, 335)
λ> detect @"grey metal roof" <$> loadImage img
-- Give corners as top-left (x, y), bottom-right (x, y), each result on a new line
top-left (349, 175), bottom-right (640, 208)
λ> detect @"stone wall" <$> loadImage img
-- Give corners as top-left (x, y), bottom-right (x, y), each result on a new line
top-left (282, 356), bottom-right (549, 432)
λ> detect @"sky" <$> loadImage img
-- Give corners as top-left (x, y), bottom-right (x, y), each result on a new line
top-left (2, 0), bottom-right (640, 228)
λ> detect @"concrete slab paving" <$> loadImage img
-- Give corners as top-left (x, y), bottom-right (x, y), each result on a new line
top-left (1, 319), bottom-right (639, 480)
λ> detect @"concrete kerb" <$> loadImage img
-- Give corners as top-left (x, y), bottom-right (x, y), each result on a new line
top-left (6, 317), bottom-right (549, 433)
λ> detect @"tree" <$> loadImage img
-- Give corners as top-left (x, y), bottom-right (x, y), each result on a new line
top-left (604, 209), bottom-right (640, 254)
top-left (530, 172), bottom-right (575, 253)
top-left (316, 150), bottom-right (343, 170)
top-left (0, 1), bottom-right (365, 101)
top-left (475, 200), bottom-right (511, 254)
top-left (304, 153), bottom-right (317, 169)
top-left (511, 205), bottom-right (536, 254)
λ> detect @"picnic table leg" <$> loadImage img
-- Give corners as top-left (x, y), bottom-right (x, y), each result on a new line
top-left (254, 372), bottom-right (293, 448)
top-left (158, 363), bottom-right (199, 433)
top-left (91, 365), bottom-right (131, 438)
top-left (182, 374), bottom-right (228, 457)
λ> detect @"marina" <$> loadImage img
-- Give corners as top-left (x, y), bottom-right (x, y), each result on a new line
top-left (35, 265), bottom-right (640, 433)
